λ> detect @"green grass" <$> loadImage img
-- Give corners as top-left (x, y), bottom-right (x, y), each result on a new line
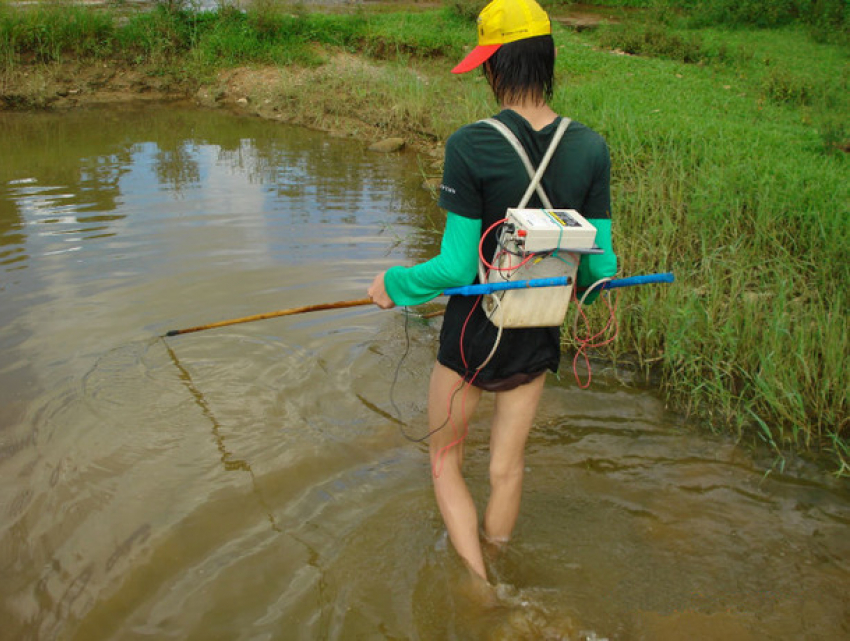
top-left (569, 0), bottom-right (849, 40)
top-left (553, 21), bottom-right (848, 468)
top-left (0, 1), bottom-right (847, 472)
top-left (0, 2), bottom-right (470, 69)
top-left (0, 2), bottom-right (116, 64)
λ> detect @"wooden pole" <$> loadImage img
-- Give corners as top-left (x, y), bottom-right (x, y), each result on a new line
top-left (164, 298), bottom-right (374, 337)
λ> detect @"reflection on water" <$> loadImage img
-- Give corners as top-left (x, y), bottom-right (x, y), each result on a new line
top-left (0, 103), bottom-right (848, 640)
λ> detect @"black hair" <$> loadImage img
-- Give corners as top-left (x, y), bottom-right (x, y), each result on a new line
top-left (483, 34), bottom-right (555, 106)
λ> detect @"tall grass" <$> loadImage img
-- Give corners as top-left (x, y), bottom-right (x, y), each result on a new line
top-left (593, 19), bottom-right (849, 152)
top-left (0, 3), bottom-right (469, 70)
top-left (591, 0), bottom-right (850, 45)
top-left (553, 21), bottom-right (847, 468)
top-left (667, 0), bottom-right (848, 37)
top-left (0, 2), bottom-right (115, 65)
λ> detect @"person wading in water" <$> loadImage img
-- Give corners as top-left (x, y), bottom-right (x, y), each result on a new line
top-left (369, 0), bottom-right (617, 582)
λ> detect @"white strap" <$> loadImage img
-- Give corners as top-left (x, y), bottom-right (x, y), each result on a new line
top-left (481, 116), bottom-right (571, 209)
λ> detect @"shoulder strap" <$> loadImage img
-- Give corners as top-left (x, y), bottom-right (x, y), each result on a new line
top-left (480, 117), bottom-right (571, 209)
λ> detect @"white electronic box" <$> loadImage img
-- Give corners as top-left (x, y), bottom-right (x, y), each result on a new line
top-left (483, 208), bottom-right (600, 328)
top-left (505, 208), bottom-right (597, 252)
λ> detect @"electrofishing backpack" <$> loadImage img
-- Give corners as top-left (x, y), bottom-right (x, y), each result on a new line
top-left (478, 117), bottom-right (601, 329)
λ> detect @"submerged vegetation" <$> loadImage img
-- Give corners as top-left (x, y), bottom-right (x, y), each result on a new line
top-left (0, 0), bottom-right (847, 472)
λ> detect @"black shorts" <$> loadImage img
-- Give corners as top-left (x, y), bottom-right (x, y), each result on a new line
top-left (437, 295), bottom-right (561, 391)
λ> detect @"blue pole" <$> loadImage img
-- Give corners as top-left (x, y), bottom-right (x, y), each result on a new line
top-left (442, 272), bottom-right (674, 297)
top-left (597, 273), bottom-right (675, 290)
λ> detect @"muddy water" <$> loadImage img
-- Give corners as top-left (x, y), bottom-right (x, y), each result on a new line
top-left (0, 104), bottom-right (847, 641)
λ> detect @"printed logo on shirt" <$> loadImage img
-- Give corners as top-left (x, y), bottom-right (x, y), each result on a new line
top-left (439, 184), bottom-right (457, 195)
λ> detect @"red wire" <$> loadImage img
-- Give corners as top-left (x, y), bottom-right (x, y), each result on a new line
top-left (477, 218), bottom-right (537, 273)
top-left (459, 296), bottom-right (482, 372)
top-left (432, 370), bottom-right (479, 478)
top-left (481, 249), bottom-right (536, 273)
top-left (433, 297), bottom-right (482, 478)
top-left (572, 289), bottom-right (620, 389)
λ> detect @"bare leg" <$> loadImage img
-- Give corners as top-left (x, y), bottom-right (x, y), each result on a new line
top-left (484, 373), bottom-right (546, 543)
top-left (427, 362), bottom-right (485, 579)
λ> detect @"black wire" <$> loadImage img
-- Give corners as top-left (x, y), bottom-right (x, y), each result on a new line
top-left (388, 308), bottom-right (410, 424)
top-left (390, 308), bottom-right (465, 443)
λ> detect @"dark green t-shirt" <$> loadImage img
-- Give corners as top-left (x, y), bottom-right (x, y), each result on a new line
top-left (435, 109), bottom-right (612, 385)
top-left (438, 110), bottom-right (611, 264)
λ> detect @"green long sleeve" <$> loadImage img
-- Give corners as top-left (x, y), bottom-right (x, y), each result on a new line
top-left (384, 213), bottom-right (481, 306)
top-left (576, 218), bottom-right (617, 305)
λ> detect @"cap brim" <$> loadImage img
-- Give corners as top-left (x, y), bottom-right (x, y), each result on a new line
top-left (451, 44), bottom-right (502, 74)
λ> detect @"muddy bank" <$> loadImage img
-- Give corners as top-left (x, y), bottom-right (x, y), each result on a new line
top-left (0, 60), bottom-right (189, 112)
top-left (0, 52), bottom-right (448, 159)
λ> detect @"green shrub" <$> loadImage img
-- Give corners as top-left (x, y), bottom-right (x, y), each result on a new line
top-left (118, 5), bottom-right (199, 62)
top-left (667, 0), bottom-right (848, 41)
top-left (360, 10), bottom-right (468, 61)
top-left (762, 66), bottom-right (814, 105)
top-left (596, 21), bottom-right (705, 63)
top-left (443, 0), bottom-right (483, 21)
top-left (804, 0), bottom-right (850, 43)
top-left (0, 4), bottom-right (117, 64)
top-left (816, 111), bottom-right (849, 155)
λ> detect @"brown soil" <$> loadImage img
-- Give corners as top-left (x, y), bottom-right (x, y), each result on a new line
top-left (0, 60), bottom-right (185, 109)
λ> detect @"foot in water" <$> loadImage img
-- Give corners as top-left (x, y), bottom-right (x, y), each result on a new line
top-left (453, 564), bottom-right (584, 640)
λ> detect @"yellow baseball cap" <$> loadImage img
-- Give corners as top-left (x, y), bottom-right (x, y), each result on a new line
top-left (452, 0), bottom-right (551, 74)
